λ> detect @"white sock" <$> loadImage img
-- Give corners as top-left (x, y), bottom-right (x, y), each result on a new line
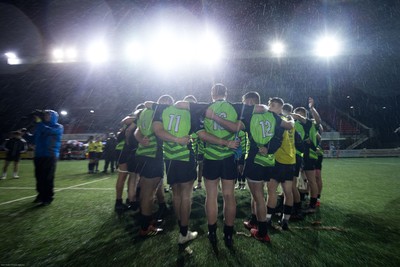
top-left (266, 214), bottom-right (272, 221)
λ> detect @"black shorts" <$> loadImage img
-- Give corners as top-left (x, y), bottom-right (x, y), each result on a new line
top-left (127, 153), bottom-right (138, 173)
top-left (203, 155), bottom-right (236, 180)
top-left (294, 155), bottom-right (303, 177)
top-left (272, 161), bottom-right (295, 183)
top-left (196, 153), bottom-right (204, 163)
top-left (315, 155), bottom-right (323, 170)
top-left (165, 159), bottom-right (197, 185)
top-left (303, 153), bottom-right (316, 171)
top-left (135, 155), bottom-right (164, 179)
top-left (88, 152), bottom-right (97, 160)
top-left (243, 157), bottom-right (273, 182)
top-left (116, 149), bottom-right (129, 165)
top-left (6, 153), bottom-right (20, 162)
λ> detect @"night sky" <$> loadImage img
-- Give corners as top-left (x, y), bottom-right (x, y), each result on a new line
top-left (0, 0), bottom-right (399, 146)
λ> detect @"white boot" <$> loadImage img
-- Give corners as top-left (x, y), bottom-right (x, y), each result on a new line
top-left (178, 230), bottom-right (198, 244)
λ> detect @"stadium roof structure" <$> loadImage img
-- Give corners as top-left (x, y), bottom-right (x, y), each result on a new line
top-left (0, 0), bottom-right (399, 145)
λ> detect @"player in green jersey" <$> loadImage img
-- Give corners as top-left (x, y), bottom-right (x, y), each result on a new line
top-left (292, 97), bottom-right (322, 213)
top-left (134, 95), bottom-right (174, 237)
top-left (205, 93), bottom-right (293, 242)
top-left (147, 95), bottom-right (206, 245)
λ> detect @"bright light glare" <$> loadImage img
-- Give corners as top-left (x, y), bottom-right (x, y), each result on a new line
top-left (52, 49), bottom-right (64, 61)
top-left (90, 110), bottom-right (95, 113)
top-left (60, 110), bottom-right (68, 116)
top-left (65, 48), bottom-right (77, 60)
top-left (52, 48), bottom-right (77, 62)
top-left (149, 29), bottom-right (183, 70)
top-left (315, 36), bottom-right (341, 57)
top-left (4, 52), bottom-right (21, 65)
top-left (126, 41), bottom-right (143, 62)
top-left (86, 42), bottom-right (108, 63)
top-left (196, 31), bottom-right (223, 65)
top-left (271, 41), bottom-right (285, 56)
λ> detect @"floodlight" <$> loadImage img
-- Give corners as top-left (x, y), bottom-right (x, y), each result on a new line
top-left (315, 36), bottom-right (341, 57)
top-left (60, 110), bottom-right (68, 116)
top-left (4, 52), bottom-right (21, 65)
top-left (197, 31), bottom-right (223, 65)
top-left (52, 49), bottom-right (64, 61)
top-left (126, 41), bottom-right (143, 62)
top-left (148, 29), bottom-right (181, 69)
top-left (86, 42), bottom-right (109, 63)
top-left (271, 41), bottom-right (285, 56)
top-left (65, 48), bottom-right (77, 60)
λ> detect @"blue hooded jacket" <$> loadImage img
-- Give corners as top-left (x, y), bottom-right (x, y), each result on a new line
top-left (34, 110), bottom-right (64, 158)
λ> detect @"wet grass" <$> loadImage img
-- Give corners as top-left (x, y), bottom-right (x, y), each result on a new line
top-left (0, 158), bottom-right (399, 266)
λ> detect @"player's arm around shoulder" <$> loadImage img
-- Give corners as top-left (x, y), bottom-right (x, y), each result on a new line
top-left (197, 130), bottom-right (239, 149)
top-left (152, 121), bottom-right (189, 146)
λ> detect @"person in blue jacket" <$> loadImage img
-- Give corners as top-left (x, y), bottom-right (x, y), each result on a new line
top-left (31, 110), bottom-right (64, 205)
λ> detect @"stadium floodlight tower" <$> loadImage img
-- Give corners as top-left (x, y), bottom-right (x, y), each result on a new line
top-left (270, 41), bottom-right (285, 57)
top-left (52, 48), bottom-right (77, 62)
top-left (4, 52), bottom-right (21, 65)
top-left (315, 36), bottom-right (341, 58)
top-left (52, 48), bottom-right (64, 62)
top-left (86, 41), bottom-right (109, 63)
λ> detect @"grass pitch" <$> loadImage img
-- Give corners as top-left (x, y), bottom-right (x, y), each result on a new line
top-left (0, 158), bottom-right (399, 267)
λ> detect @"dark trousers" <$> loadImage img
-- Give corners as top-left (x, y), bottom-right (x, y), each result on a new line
top-left (103, 154), bottom-right (115, 172)
top-left (34, 157), bottom-right (57, 202)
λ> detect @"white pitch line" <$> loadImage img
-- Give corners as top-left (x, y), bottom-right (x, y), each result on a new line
top-left (0, 187), bottom-right (114, 190)
top-left (0, 177), bottom-right (110, 206)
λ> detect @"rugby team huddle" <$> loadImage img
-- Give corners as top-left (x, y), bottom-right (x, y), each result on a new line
top-left (103, 83), bottom-right (324, 247)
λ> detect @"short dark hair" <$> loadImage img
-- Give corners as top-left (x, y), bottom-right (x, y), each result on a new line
top-left (242, 91), bottom-right (260, 104)
top-left (282, 103), bottom-right (293, 113)
top-left (211, 83), bottom-right (227, 97)
top-left (268, 97), bottom-right (284, 106)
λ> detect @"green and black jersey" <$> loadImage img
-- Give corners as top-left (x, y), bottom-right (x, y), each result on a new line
top-left (135, 108), bottom-right (162, 158)
top-left (241, 110), bottom-right (283, 167)
top-left (152, 103), bottom-right (205, 161)
top-left (191, 132), bottom-right (205, 157)
top-left (295, 119), bottom-right (318, 160)
top-left (201, 101), bottom-right (253, 161)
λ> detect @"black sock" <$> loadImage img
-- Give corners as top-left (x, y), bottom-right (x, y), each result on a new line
top-left (180, 225), bottom-right (188, 236)
top-left (116, 199), bottom-right (122, 204)
top-left (140, 214), bottom-right (152, 230)
top-left (250, 214), bottom-right (257, 224)
top-left (283, 205), bottom-right (293, 219)
top-left (258, 221), bottom-right (268, 237)
top-left (178, 220), bottom-right (181, 228)
top-left (317, 194), bottom-right (321, 199)
top-left (294, 202), bottom-right (302, 211)
top-left (223, 224), bottom-right (234, 236)
top-left (310, 197), bottom-right (317, 208)
top-left (208, 223), bottom-right (217, 233)
top-left (267, 206), bottom-right (275, 221)
top-left (300, 193), bottom-right (305, 201)
top-left (159, 202), bottom-right (167, 210)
